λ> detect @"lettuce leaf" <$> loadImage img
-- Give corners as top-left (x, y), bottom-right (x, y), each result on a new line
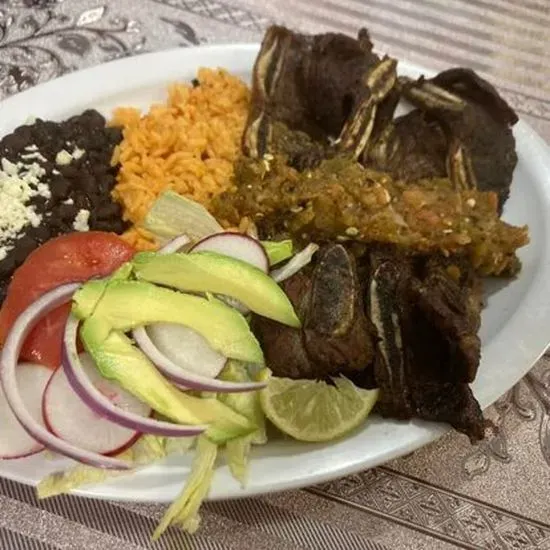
top-left (153, 435), bottom-right (217, 539)
top-left (143, 191), bottom-right (222, 244)
top-left (218, 361), bottom-right (269, 487)
top-left (218, 360), bottom-right (267, 445)
top-left (225, 435), bottom-right (253, 487)
top-left (38, 363), bottom-right (270, 540)
top-left (37, 434), bottom-right (195, 499)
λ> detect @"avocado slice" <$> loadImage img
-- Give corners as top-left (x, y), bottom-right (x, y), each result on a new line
top-left (132, 251), bottom-right (301, 328)
top-left (72, 279), bottom-right (264, 365)
top-left (71, 264), bottom-right (135, 320)
top-left (262, 240), bottom-right (294, 266)
top-left (79, 316), bottom-right (255, 444)
top-left (72, 279), bottom-right (109, 320)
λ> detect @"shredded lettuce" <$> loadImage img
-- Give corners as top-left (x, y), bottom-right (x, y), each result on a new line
top-left (261, 240), bottom-right (294, 266)
top-left (219, 360), bottom-right (267, 445)
top-left (153, 435), bottom-right (217, 539)
top-left (37, 456), bottom-right (130, 499)
top-left (37, 434), bottom-right (195, 499)
top-left (143, 191), bottom-right (222, 244)
top-left (153, 361), bottom-right (270, 537)
top-left (225, 436), bottom-right (252, 487)
top-left (271, 243), bottom-right (319, 283)
top-left (218, 361), bottom-right (269, 487)
top-left (38, 365), bottom-right (271, 540)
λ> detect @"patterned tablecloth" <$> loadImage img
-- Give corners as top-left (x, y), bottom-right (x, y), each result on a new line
top-left (1, 1), bottom-right (549, 548)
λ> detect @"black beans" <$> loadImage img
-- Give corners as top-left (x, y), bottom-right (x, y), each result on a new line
top-left (0, 108), bottom-right (128, 304)
top-left (96, 202), bottom-right (122, 220)
top-left (49, 176), bottom-right (71, 201)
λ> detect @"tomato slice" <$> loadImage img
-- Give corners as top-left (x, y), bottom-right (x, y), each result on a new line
top-left (0, 232), bottom-right (135, 369)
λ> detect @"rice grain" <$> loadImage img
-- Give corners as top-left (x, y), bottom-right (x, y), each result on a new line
top-left (110, 68), bottom-right (250, 250)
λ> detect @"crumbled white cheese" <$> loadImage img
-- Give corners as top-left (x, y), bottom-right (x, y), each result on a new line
top-left (63, 198), bottom-right (74, 205)
top-left (24, 144), bottom-right (38, 152)
top-left (55, 149), bottom-right (73, 166)
top-left (0, 157), bottom-right (51, 258)
top-left (21, 151), bottom-right (47, 162)
top-left (55, 147), bottom-right (86, 166)
top-left (2, 158), bottom-right (18, 176)
top-left (72, 147), bottom-right (85, 160)
top-left (52, 169), bottom-right (60, 175)
top-left (72, 209), bottom-right (90, 232)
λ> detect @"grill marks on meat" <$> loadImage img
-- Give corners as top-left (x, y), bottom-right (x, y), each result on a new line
top-left (243, 25), bottom-right (397, 169)
top-left (366, 249), bottom-right (485, 442)
top-left (388, 68), bottom-right (519, 214)
top-left (304, 244), bottom-right (375, 373)
top-left (252, 244), bottom-right (375, 380)
top-left (240, 25), bottom-right (520, 443)
top-left (252, 243), bottom-right (486, 441)
top-left (367, 257), bottom-right (412, 418)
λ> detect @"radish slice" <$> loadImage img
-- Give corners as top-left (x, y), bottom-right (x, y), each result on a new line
top-left (0, 363), bottom-right (51, 459)
top-left (159, 234), bottom-right (191, 254)
top-left (44, 353), bottom-right (149, 456)
top-left (146, 323), bottom-right (226, 378)
top-left (0, 283), bottom-right (129, 470)
top-left (190, 232), bottom-right (270, 313)
top-left (63, 315), bottom-right (207, 437)
top-left (132, 326), bottom-right (266, 393)
top-left (190, 232), bottom-right (269, 273)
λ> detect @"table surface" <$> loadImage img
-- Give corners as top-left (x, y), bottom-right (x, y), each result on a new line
top-left (1, 1), bottom-right (549, 549)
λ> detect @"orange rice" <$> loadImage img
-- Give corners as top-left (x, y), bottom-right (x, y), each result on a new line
top-left (110, 68), bottom-right (250, 250)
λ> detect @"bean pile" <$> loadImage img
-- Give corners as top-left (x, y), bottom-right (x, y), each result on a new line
top-left (0, 109), bottom-right (127, 303)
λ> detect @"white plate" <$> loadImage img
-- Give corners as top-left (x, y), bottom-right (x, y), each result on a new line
top-left (1, 44), bottom-right (550, 503)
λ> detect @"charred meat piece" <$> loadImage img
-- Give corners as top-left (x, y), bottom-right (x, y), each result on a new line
top-left (270, 123), bottom-right (328, 172)
top-left (251, 270), bottom-right (317, 380)
top-left (408, 255), bottom-right (483, 383)
top-left (366, 109), bottom-right (449, 181)
top-left (392, 68), bottom-right (518, 212)
top-left (304, 243), bottom-right (375, 372)
top-left (365, 249), bottom-right (485, 441)
top-left (367, 252), bottom-right (413, 418)
top-left (410, 381), bottom-right (486, 442)
top-left (246, 26), bottom-right (518, 212)
top-left (252, 243), bottom-right (375, 380)
top-left (242, 25), bottom-right (397, 165)
top-left (212, 156), bottom-right (528, 276)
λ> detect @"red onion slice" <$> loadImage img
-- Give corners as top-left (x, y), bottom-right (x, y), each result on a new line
top-left (63, 315), bottom-right (207, 437)
top-left (0, 283), bottom-right (129, 470)
top-left (132, 326), bottom-right (266, 393)
top-left (159, 234), bottom-right (191, 254)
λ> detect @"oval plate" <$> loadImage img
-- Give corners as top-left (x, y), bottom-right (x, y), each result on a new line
top-left (1, 44), bottom-right (550, 503)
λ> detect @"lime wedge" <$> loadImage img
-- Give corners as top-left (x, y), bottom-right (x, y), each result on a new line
top-left (259, 371), bottom-right (379, 442)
